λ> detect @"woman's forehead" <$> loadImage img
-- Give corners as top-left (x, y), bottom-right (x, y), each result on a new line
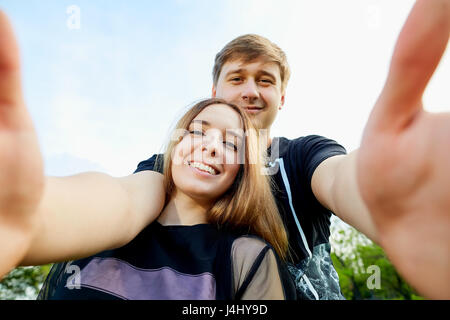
top-left (191, 104), bottom-right (243, 130)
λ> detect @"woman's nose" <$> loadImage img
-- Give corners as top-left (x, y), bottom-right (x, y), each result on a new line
top-left (202, 134), bottom-right (221, 158)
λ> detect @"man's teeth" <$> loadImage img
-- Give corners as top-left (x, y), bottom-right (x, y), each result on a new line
top-left (188, 161), bottom-right (217, 175)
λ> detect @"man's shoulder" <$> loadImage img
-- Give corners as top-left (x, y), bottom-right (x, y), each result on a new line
top-left (271, 134), bottom-right (346, 181)
top-left (271, 135), bottom-right (341, 158)
top-left (273, 135), bottom-right (346, 153)
top-left (274, 134), bottom-right (338, 146)
top-left (134, 154), bottom-right (164, 174)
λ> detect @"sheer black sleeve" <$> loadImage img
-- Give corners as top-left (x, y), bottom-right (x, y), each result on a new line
top-left (231, 236), bottom-right (296, 300)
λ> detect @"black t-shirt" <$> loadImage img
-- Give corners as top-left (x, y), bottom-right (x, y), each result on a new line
top-left (134, 135), bottom-right (347, 300)
top-left (38, 222), bottom-right (296, 300)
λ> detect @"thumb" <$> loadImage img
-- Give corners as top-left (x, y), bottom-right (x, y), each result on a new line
top-left (0, 10), bottom-right (23, 107)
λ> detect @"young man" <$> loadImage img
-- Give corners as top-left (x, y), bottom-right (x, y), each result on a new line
top-left (133, 39), bottom-right (364, 301)
top-left (0, 0), bottom-right (448, 299)
top-left (134, 0), bottom-right (450, 300)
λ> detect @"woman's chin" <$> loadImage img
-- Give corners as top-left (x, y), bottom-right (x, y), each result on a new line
top-left (186, 189), bottom-right (221, 204)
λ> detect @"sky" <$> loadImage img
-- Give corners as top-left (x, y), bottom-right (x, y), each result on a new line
top-left (1, 0), bottom-right (448, 178)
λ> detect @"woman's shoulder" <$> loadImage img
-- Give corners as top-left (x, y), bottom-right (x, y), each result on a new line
top-left (230, 235), bottom-right (276, 277)
top-left (231, 235), bottom-right (271, 260)
top-left (230, 236), bottom-right (292, 300)
top-left (229, 235), bottom-right (296, 300)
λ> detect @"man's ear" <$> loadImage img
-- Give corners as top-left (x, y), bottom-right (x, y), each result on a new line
top-left (211, 85), bottom-right (217, 98)
top-left (279, 94), bottom-right (285, 110)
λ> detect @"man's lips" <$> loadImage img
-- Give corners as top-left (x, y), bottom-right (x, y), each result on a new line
top-left (245, 105), bottom-right (263, 110)
top-left (244, 106), bottom-right (263, 113)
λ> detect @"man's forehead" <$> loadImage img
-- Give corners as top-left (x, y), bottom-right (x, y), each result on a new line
top-left (222, 58), bottom-right (281, 75)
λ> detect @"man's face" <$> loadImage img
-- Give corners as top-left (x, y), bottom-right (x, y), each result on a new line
top-left (212, 59), bottom-right (285, 131)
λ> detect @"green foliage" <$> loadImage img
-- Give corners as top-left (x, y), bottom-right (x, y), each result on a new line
top-left (0, 265), bottom-right (52, 300)
top-left (330, 219), bottom-right (424, 300)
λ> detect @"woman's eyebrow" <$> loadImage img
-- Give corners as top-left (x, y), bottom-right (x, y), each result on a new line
top-left (226, 129), bottom-right (244, 142)
top-left (191, 119), bottom-right (210, 126)
top-left (191, 120), bottom-right (243, 140)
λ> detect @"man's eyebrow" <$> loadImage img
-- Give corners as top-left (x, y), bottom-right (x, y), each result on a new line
top-left (258, 70), bottom-right (276, 81)
top-left (224, 68), bottom-right (245, 77)
top-left (224, 68), bottom-right (276, 81)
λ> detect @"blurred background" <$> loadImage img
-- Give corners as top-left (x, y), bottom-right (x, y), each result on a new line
top-left (1, 0), bottom-right (448, 299)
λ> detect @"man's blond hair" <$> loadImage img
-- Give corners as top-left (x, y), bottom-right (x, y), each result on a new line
top-left (213, 34), bottom-right (291, 93)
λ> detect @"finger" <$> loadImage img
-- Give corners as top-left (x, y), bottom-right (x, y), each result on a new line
top-left (374, 0), bottom-right (450, 131)
top-left (0, 10), bottom-right (23, 107)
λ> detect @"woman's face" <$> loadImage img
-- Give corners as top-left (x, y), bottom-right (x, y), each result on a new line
top-left (171, 104), bottom-right (244, 203)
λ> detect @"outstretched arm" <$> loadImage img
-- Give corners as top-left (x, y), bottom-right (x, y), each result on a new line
top-left (357, 0), bottom-right (450, 299)
top-left (20, 171), bottom-right (165, 266)
top-left (0, 10), bottom-right (44, 277)
top-left (0, 11), bottom-right (165, 276)
top-left (313, 0), bottom-right (449, 299)
top-left (312, 150), bottom-right (378, 243)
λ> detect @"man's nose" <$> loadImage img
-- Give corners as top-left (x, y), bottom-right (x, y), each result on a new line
top-left (241, 79), bottom-right (259, 101)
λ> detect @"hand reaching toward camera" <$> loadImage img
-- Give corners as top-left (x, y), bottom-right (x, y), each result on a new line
top-left (358, 0), bottom-right (450, 299)
top-left (0, 11), bottom-right (44, 277)
top-left (0, 12), bottom-right (166, 273)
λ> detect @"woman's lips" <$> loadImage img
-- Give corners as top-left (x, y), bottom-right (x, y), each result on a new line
top-left (185, 160), bottom-right (219, 176)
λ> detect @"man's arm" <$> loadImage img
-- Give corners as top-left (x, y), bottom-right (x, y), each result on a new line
top-left (356, 0), bottom-right (450, 299)
top-left (0, 10), bottom-right (44, 277)
top-left (311, 150), bottom-right (378, 243)
top-left (0, 10), bottom-right (165, 275)
top-left (20, 171), bottom-right (165, 266)
top-left (316, 0), bottom-right (449, 299)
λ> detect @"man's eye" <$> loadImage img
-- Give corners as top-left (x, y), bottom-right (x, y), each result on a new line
top-left (230, 77), bottom-right (242, 82)
top-left (260, 79), bottom-right (273, 84)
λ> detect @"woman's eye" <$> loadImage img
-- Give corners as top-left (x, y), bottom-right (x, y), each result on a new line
top-left (190, 130), bottom-right (204, 136)
top-left (224, 141), bottom-right (238, 151)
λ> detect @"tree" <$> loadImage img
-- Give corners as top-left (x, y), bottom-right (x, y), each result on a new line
top-left (0, 265), bottom-right (52, 300)
top-left (330, 217), bottom-right (424, 300)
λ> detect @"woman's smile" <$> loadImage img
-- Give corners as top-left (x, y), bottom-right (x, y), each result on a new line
top-left (185, 160), bottom-right (219, 176)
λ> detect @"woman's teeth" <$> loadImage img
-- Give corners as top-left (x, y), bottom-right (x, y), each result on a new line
top-left (187, 161), bottom-right (217, 175)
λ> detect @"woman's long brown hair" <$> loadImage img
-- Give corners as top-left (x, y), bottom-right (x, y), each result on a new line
top-left (161, 98), bottom-right (289, 261)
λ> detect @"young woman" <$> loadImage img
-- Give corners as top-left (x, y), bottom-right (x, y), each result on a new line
top-left (32, 98), bottom-right (296, 300)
